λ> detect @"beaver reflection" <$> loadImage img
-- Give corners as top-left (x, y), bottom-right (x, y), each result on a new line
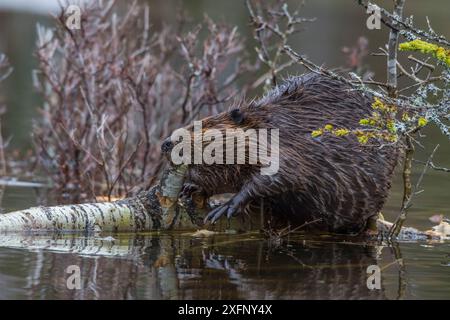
top-left (0, 234), bottom-right (398, 299)
top-left (175, 238), bottom-right (387, 299)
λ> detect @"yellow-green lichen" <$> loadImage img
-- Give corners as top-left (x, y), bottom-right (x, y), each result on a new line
top-left (357, 135), bottom-right (369, 144)
top-left (399, 39), bottom-right (450, 67)
top-left (386, 120), bottom-right (397, 134)
top-left (311, 129), bottom-right (323, 138)
top-left (417, 117), bottom-right (428, 127)
top-left (401, 112), bottom-right (411, 122)
top-left (333, 128), bottom-right (350, 136)
top-left (311, 97), bottom-right (403, 146)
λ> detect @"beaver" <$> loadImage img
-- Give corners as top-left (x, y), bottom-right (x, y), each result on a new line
top-left (161, 73), bottom-right (400, 235)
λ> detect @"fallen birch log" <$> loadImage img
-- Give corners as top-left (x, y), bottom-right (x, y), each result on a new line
top-left (0, 164), bottom-right (205, 233)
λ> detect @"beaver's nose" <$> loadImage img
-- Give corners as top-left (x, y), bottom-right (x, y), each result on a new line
top-left (161, 138), bottom-right (174, 153)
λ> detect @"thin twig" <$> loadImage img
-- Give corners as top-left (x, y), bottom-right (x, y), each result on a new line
top-left (389, 144), bottom-right (440, 238)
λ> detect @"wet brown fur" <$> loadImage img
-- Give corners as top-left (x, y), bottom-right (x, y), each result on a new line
top-left (168, 74), bottom-right (400, 234)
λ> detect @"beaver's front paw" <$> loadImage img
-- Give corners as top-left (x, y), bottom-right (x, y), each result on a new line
top-left (179, 183), bottom-right (203, 199)
top-left (204, 193), bottom-right (247, 224)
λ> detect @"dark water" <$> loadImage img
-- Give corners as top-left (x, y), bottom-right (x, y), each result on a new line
top-left (0, 230), bottom-right (449, 300)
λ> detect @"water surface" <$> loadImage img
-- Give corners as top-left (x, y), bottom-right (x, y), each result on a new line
top-left (0, 220), bottom-right (448, 299)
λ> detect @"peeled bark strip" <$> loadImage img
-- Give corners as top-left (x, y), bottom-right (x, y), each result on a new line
top-left (157, 164), bottom-right (190, 228)
top-left (0, 164), bottom-right (200, 233)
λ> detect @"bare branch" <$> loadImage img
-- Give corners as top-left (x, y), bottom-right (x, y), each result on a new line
top-left (386, 0), bottom-right (405, 97)
top-left (389, 144), bottom-right (440, 238)
top-left (357, 0), bottom-right (450, 47)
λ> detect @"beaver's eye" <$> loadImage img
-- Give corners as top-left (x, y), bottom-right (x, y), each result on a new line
top-left (230, 109), bottom-right (244, 124)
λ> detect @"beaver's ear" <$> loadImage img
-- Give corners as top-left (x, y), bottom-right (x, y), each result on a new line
top-left (229, 109), bottom-right (245, 124)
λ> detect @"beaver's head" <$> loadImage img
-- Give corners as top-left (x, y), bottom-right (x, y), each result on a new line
top-left (161, 105), bottom-right (263, 161)
top-left (161, 102), bottom-right (280, 182)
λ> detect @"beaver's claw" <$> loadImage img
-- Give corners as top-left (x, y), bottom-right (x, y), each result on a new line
top-left (179, 183), bottom-right (202, 200)
top-left (204, 194), bottom-right (244, 224)
top-left (203, 201), bottom-right (237, 224)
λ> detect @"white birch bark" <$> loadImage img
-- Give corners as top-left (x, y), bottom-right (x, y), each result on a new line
top-left (0, 164), bottom-right (198, 233)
